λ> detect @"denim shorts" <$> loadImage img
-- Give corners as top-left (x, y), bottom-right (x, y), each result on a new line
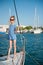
top-left (9, 34), bottom-right (16, 40)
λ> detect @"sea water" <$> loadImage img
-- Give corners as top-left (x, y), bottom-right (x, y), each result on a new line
top-left (0, 32), bottom-right (43, 65)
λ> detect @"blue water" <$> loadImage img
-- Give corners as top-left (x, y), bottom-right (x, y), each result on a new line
top-left (0, 32), bottom-right (43, 65)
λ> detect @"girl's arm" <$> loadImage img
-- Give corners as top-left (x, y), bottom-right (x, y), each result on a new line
top-left (16, 25), bottom-right (21, 33)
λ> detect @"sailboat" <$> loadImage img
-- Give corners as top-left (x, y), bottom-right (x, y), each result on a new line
top-left (33, 8), bottom-right (42, 34)
top-left (34, 28), bottom-right (42, 34)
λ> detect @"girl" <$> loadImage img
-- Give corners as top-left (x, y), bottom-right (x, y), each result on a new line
top-left (7, 16), bottom-right (17, 60)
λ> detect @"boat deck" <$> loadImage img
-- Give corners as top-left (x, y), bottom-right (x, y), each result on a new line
top-left (0, 51), bottom-right (24, 65)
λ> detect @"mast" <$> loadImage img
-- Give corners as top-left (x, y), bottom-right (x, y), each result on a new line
top-left (34, 7), bottom-right (38, 29)
top-left (37, 15), bottom-right (39, 28)
top-left (35, 7), bottom-right (37, 28)
top-left (13, 0), bottom-right (20, 26)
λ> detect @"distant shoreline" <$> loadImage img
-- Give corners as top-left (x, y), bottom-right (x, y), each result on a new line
top-left (0, 25), bottom-right (43, 33)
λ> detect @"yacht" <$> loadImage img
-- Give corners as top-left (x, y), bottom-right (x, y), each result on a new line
top-left (34, 28), bottom-right (42, 34)
top-left (33, 8), bottom-right (42, 34)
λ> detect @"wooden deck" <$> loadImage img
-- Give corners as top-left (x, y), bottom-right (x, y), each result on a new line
top-left (0, 51), bottom-right (24, 65)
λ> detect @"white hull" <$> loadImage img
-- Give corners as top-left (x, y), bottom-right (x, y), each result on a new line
top-left (34, 29), bottom-right (42, 34)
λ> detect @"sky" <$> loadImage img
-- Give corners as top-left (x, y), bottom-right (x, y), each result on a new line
top-left (0, 0), bottom-right (43, 27)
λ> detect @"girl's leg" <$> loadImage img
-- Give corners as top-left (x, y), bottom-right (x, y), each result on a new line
top-left (13, 40), bottom-right (16, 59)
top-left (7, 40), bottom-right (12, 59)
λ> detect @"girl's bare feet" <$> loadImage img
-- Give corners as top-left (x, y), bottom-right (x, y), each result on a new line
top-left (13, 53), bottom-right (17, 61)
